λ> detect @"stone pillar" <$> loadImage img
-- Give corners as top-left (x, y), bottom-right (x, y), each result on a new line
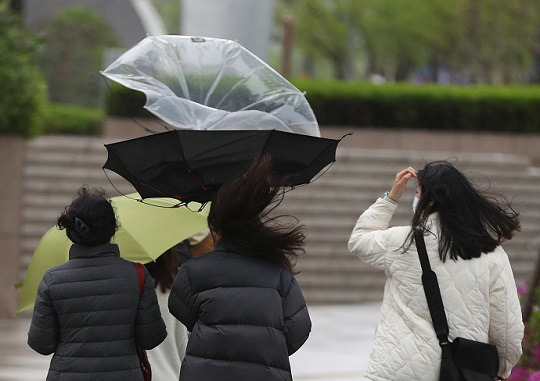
top-left (0, 137), bottom-right (25, 318)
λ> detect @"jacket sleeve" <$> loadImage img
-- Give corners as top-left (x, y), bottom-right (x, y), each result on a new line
top-left (348, 197), bottom-right (399, 271)
top-left (135, 267), bottom-right (167, 350)
top-left (488, 249), bottom-right (524, 379)
top-left (168, 265), bottom-right (197, 332)
top-left (27, 275), bottom-right (58, 355)
top-left (282, 275), bottom-right (311, 355)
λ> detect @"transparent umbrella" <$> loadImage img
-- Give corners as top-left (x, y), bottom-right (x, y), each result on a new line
top-left (101, 35), bottom-right (320, 136)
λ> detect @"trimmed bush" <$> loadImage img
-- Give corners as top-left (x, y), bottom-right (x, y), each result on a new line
top-left (293, 81), bottom-right (540, 133)
top-left (43, 104), bottom-right (104, 135)
top-left (105, 79), bottom-right (540, 133)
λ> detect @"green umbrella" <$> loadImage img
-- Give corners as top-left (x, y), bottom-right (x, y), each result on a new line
top-left (16, 194), bottom-right (209, 313)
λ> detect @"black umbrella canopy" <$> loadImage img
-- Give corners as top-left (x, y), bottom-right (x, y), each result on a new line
top-left (104, 130), bottom-right (343, 204)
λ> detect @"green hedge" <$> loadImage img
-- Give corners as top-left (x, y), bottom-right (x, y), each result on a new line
top-left (293, 81), bottom-right (540, 133)
top-left (105, 80), bottom-right (540, 133)
top-left (42, 103), bottom-right (104, 135)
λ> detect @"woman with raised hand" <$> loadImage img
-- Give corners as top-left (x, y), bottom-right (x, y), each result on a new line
top-left (168, 155), bottom-right (311, 381)
top-left (28, 187), bottom-right (166, 381)
top-left (348, 161), bottom-right (524, 381)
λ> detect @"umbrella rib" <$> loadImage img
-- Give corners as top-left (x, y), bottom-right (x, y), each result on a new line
top-left (214, 64), bottom-right (265, 110)
top-left (295, 133), bottom-right (350, 184)
top-left (204, 47), bottom-right (241, 105)
top-left (103, 168), bottom-right (185, 208)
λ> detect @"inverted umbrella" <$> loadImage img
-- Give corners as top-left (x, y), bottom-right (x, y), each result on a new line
top-left (16, 194), bottom-right (209, 313)
top-left (103, 129), bottom-right (342, 204)
top-left (100, 35), bottom-right (320, 136)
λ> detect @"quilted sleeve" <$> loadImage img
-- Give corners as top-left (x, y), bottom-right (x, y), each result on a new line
top-left (282, 275), bottom-right (311, 355)
top-left (135, 267), bottom-right (167, 350)
top-left (488, 248), bottom-right (524, 379)
top-left (27, 275), bottom-right (58, 355)
top-left (348, 197), bottom-right (399, 271)
top-left (168, 265), bottom-right (197, 332)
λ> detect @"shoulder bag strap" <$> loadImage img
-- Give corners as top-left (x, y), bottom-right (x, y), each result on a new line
top-left (414, 230), bottom-right (451, 346)
top-left (134, 262), bottom-right (145, 297)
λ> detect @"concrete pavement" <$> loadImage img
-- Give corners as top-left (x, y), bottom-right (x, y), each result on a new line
top-left (0, 303), bottom-right (381, 381)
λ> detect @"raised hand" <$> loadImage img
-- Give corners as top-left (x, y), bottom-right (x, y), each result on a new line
top-left (388, 167), bottom-right (417, 202)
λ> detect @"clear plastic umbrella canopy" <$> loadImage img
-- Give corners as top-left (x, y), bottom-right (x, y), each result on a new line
top-left (101, 35), bottom-right (320, 136)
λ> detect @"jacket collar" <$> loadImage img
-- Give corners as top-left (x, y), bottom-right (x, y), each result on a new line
top-left (69, 243), bottom-right (120, 259)
top-left (213, 241), bottom-right (228, 253)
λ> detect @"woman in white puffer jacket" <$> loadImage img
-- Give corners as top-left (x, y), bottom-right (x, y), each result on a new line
top-left (348, 161), bottom-right (524, 381)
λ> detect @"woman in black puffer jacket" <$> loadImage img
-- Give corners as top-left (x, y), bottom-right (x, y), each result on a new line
top-left (28, 187), bottom-right (167, 381)
top-left (169, 155), bottom-right (312, 381)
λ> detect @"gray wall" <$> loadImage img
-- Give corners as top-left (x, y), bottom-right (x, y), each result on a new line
top-left (0, 137), bottom-right (25, 318)
top-left (181, 0), bottom-right (276, 62)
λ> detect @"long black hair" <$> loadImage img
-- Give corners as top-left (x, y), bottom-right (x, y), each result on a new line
top-left (407, 161), bottom-right (520, 261)
top-left (207, 155), bottom-right (306, 273)
top-left (57, 187), bottom-right (118, 246)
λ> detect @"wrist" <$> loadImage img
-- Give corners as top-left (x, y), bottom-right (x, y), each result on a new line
top-left (383, 191), bottom-right (398, 203)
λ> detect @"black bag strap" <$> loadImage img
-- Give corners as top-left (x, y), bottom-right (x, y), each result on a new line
top-left (414, 230), bottom-right (451, 346)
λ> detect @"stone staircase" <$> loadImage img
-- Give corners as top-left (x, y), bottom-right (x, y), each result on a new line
top-left (19, 135), bottom-right (540, 304)
top-left (281, 149), bottom-right (540, 303)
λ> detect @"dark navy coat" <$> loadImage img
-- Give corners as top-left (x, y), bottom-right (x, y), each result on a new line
top-left (168, 244), bottom-right (311, 381)
top-left (28, 243), bottom-right (167, 381)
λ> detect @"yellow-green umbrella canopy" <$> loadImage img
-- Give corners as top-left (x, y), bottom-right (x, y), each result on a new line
top-left (16, 194), bottom-right (209, 313)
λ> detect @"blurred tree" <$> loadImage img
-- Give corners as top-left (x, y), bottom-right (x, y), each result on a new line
top-left (359, 0), bottom-right (460, 81)
top-left (150, 0), bottom-right (181, 33)
top-left (0, 1), bottom-right (47, 136)
top-left (290, 0), bottom-right (364, 80)
top-left (287, 0), bottom-right (539, 84)
top-left (289, 0), bottom-right (458, 81)
top-left (452, 0), bottom-right (539, 84)
top-left (38, 6), bottom-right (120, 107)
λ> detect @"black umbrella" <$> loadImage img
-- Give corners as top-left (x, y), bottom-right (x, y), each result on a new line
top-left (103, 129), bottom-right (343, 204)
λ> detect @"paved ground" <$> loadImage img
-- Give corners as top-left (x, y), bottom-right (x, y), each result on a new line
top-left (0, 303), bottom-right (381, 381)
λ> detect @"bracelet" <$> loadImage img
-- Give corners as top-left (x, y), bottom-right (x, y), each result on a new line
top-left (383, 191), bottom-right (398, 203)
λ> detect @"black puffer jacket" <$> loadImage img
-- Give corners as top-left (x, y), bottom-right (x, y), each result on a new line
top-left (168, 244), bottom-right (311, 381)
top-left (28, 243), bottom-right (167, 381)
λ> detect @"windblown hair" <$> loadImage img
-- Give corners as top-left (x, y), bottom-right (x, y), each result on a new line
top-left (57, 187), bottom-right (118, 246)
top-left (144, 247), bottom-right (180, 293)
top-left (407, 161), bottom-right (520, 261)
top-left (207, 155), bottom-right (306, 273)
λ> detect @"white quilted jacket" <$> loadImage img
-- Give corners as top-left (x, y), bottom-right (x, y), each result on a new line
top-left (348, 197), bottom-right (524, 381)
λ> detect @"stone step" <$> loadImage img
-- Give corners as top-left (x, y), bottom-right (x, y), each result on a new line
top-left (25, 148), bottom-right (539, 183)
top-left (336, 148), bottom-right (531, 167)
top-left (25, 150), bottom-right (107, 167)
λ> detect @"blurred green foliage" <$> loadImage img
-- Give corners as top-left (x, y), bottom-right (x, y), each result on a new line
top-left (38, 6), bottom-right (120, 107)
top-left (42, 103), bottom-right (104, 135)
top-left (0, 3), bottom-right (47, 136)
top-left (283, 0), bottom-right (540, 84)
top-left (150, 0), bottom-right (180, 33)
top-left (293, 80), bottom-right (540, 133)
